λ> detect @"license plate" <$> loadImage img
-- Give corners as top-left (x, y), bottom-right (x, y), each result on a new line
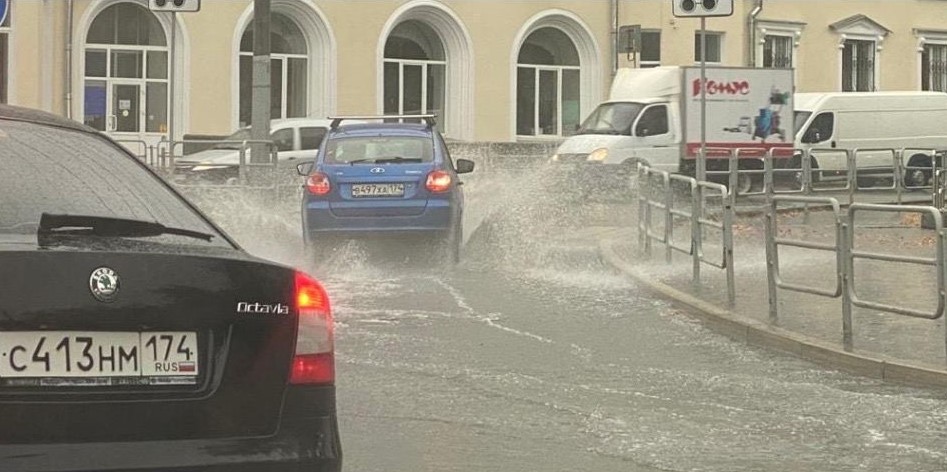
top-left (352, 183), bottom-right (405, 198)
top-left (0, 331), bottom-right (199, 387)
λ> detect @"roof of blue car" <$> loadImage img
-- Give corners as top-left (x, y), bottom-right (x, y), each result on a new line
top-left (330, 122), bottom-right (435, 138)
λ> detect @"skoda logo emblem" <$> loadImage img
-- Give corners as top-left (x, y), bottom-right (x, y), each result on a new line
top-left (370, 167), bottom-right (386, 174)
top-left (89, 267), bottom-right (120, 303)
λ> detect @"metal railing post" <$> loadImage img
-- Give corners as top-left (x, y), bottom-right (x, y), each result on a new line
top-left (723, 189), bottom-right (735, 306)
top-left (728, 148), bottom-right (739, 197)
top-left (664, 172), bottom-right (673, 264)
top-left (691, 178), bottom-right (701, 285)
top-left (239, 143), bottom-right (248, 186)
top-left (895, 149), bottom-right (904, 205)
top-left (637, 165), bottom-right (647, 252)
top-left (765, 201), bottom-right (779, 322)
top-left (845, 149), bottom-right (858, 205)
top-left (841, 217), bottom-right (853, 351)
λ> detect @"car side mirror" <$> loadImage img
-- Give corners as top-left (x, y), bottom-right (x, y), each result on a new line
top-left (455, 159), bottom-right (475, 174)
top-left (296, 162), bottom-right (313, 176)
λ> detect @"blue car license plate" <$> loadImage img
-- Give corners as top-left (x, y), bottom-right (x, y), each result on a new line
top-left (352, 183), bottom-right (405, 198)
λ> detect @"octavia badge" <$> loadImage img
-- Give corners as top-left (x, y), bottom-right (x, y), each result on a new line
top-left (370, 167), bottom-right (386, 174)
top-left (89, 267), bottom-right (120, 303)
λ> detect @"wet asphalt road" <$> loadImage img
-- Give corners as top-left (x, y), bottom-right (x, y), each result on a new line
top-left (190, 173), bottom-right (947, 472)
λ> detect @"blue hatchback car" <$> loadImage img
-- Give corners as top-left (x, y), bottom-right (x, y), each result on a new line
top-left (297, 116), bottom-right (475, 262)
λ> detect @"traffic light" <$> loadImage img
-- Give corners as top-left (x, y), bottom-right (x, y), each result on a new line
top-left (672, 0), bottom-right (733, 17)
top-left (149, 0), bottom-right (201, 12)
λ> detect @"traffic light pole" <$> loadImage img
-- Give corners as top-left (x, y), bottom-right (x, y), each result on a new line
top-left (168, 11), bottom-right (176, 144)
top-left (250, 0), bottom-right (271, 167)
top-left (698, 16), bottom-right (707, 183)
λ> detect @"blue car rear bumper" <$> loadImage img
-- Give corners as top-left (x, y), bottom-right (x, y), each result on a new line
top-left (302, 198), bottom-right (456, 242)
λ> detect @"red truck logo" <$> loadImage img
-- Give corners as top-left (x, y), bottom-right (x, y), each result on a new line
top-left (692, 78), bottom-right (751, 97)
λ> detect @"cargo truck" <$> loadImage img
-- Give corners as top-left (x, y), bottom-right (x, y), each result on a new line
top-left (551, 66), bottom-right (795, 192)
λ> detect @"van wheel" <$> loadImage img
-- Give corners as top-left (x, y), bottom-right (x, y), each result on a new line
top-left (736, 174), bottom-right (754, 195)
top-left (792, 158), bottom-right (820, 188)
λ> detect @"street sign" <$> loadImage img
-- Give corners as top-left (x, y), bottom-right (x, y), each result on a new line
top-left (672, 0), bottom-right (733, 18)
top-left (149, 0), bottom-right (201, 12)
top-left (0, 0), bottom-right (9, 27)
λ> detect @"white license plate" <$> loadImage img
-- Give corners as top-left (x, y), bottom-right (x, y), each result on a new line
top-left (0, 331), bottom-right (199, 385)
top-left (352, 183), bottom-right (405, 198)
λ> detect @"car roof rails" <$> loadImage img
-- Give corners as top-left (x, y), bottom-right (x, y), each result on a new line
top-left (328, 114), bottom-right (437, 130)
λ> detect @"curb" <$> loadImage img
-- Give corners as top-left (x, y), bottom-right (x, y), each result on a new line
top-left (599, 235), bottom-right (947, 389)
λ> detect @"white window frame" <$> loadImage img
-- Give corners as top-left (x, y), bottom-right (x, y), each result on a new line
top-left (694, 31), bottom-right (723, 64)
top-left (756, 20), bottom-right (804, 78)
top-left (509, 10), bottom-right (603, 143)
top-left (639, 29), bottom-right (661, 68)
top-left (831, 16), bottom-right (888, 92)
top-left (84, 24), bottom-right (170, 136)
top-left (383, 58), bottom-right (447, 120)
top-left (516, 64), bottom-right (580, 138)
top-left (238, 50), bottom-right (309, 122)
top-left (839, 36), bottom-right (879, 92)
top-left (915, 30), bottom-right (947, 92)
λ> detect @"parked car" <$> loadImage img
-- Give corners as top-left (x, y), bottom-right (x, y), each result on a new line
top-left (298, 115), bottom-right (475, 263)
top-left (173, 118), bottom-right (342, 185)
top-left (0, 105), bottom-right (341, 472)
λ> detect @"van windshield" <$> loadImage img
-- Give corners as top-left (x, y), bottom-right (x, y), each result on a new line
top-left (576, 102), bottom-right (644, 136)
top-left (794, 111), bottom-right (812, 136)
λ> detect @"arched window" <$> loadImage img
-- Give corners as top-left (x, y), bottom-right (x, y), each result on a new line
top-left (239, 13), bottom-right (308, 127)
top-left (516, 27), bottom-right (581, 137)
top-left (84, 2), bottom-right (168, 135)
top-left (383, 20), bottom-right (446, 127)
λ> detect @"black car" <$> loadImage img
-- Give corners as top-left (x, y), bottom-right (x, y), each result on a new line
top-left (0, 105), bottom-right (341, 471)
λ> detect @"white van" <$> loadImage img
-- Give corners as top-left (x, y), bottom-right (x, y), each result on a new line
top-left (794, 92), bottom-right (947, 186)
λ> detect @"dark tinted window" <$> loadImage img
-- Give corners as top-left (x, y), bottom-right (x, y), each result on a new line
top-left (300, 127), bottom-right (327, 150)
top-left (803, 112), bottom-right (834, 144)
top-left (0, 120), bottom-right (227, 246)
top-left (271, 128), bottom-right (294, 152)
top-left (636, 106), bottom-right (669, 137)
top-left (436, 133), bottom-right (455, 170)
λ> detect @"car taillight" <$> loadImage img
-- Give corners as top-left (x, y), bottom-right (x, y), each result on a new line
top-left (426, 170), bottom-right (452, 193)
top-left (290, 271), bottom-right (334, 385)
top-left (305, 172), bottom-right (331, 196)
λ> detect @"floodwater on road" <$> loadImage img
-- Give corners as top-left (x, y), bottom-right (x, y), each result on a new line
top-left (181, 168), bottom-right (947, 472)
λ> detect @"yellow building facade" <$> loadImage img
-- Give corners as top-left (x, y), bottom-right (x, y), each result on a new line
top-left (2, 0), bottom-right (947, 145)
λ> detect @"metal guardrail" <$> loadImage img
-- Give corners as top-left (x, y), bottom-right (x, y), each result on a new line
top-left (765, 196), bottom-right (845, 323)
top-left (150, 139), bottom-right (305, 204)
top-left (115, 139), bottom-right (157, 167)
top-left (637, 150), bottom-right (947, 364)
top-left (702, 147), bottom-right (947, 207)
top-left (637, 164), bottom-right (735, 305)
top-left (766, 197), bottom-right (947, 359)
top-left (846, 204), bottom-right (946, 320)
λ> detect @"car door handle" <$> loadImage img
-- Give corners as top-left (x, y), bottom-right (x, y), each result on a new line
top-left (831, 141), bottom-right (837, 149)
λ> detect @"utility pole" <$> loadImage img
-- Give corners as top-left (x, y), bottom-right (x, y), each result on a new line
top-left (250, 0), bottom-right (271, 166)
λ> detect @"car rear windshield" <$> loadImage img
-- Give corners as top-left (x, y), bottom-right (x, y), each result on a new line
top-left (324, 136), bottom-right (434, 164)
top-left (0, 119), bottom-right (229, 247)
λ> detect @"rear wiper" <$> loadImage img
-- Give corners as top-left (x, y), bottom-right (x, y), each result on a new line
top-left (37, 213), bottom-right (214, 242)
top-left (374, 156), bottom-right (423, 164)
top-left (348, 158), bottom-right (375, 165)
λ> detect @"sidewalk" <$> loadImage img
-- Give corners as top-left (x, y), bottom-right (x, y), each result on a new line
top-left (599, 190), bottom-right (947, 387)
